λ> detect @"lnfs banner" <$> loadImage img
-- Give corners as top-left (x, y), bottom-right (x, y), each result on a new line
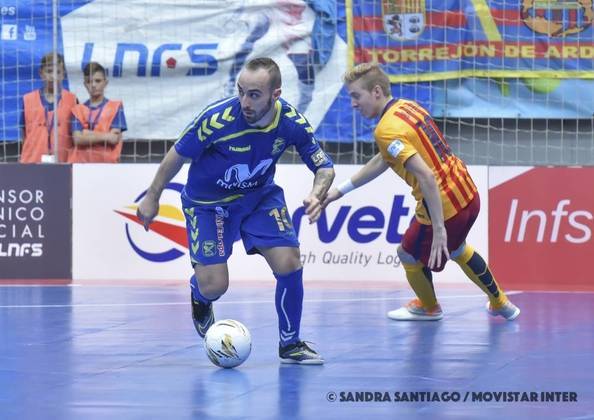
top-left (0, 164), bottom-right (72, 279)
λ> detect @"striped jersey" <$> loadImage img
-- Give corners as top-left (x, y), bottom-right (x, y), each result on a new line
top-left (175, 96), bottom-right (332, 204)
top-left (375, 99), bottom-right (477, 224)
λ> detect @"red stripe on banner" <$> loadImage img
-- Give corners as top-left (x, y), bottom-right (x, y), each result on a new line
top-left (353, 12), bottom-right (468, 31)
top-left (490, 9), bottom-right (523, 25)
top-left (353, 10), bottom-right (527, 32)
top-left (114, 211), bottom-right (189, 248)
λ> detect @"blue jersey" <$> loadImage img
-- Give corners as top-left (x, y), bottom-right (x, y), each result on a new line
top-left (175, 97), bottom-right (333, 204)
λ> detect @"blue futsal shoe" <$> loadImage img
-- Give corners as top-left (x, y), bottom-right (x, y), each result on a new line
top-left (279, 341), bottom-right (324, 365)
top-left (191, 294), bottom-right (215, 338)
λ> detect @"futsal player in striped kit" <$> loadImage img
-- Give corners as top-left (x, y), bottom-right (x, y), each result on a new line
top-left (323, 63), bottom-right (520, 321)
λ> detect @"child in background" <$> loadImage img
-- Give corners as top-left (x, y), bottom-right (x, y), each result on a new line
top-left (69, 62), bottom-right (127, 163)
top-left (20, 52), bottom-right (78, 163)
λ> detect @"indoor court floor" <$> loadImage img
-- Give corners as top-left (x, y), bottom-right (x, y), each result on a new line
top-left (1, 282), bottom-right (593, 419)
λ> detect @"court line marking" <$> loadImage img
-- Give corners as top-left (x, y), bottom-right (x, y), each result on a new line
top-left (0, 291), bottom-right (523, 309)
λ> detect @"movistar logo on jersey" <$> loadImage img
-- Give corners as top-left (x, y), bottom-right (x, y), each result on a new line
top-left (229, 145), bottom-right (251, 153)
top-left (217, 159), bottom-right (273, 190)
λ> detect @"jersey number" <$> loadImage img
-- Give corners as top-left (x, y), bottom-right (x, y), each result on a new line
top-left (269, 207), bottom-right (292, 232)
top-left (418, 115), bottom-right (452, 161)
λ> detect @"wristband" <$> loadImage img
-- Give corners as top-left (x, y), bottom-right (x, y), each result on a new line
top-left (337, 179), bottom-right (356, 196)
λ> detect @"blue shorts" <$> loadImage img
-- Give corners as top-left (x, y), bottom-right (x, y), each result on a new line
top-left (182, 184), bottom-right (300, 266)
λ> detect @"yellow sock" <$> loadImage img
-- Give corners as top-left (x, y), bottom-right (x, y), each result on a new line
top-left (453, 244), bottom-right (507, 307)
top-left (402, 261), bottom-right (438, 309)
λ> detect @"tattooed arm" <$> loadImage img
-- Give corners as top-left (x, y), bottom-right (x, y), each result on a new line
top-left (303, 167), bottom-right (335, 224)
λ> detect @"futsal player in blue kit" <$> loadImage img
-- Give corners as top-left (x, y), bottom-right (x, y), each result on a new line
top-left (137, 57), bottom-right (334, 364)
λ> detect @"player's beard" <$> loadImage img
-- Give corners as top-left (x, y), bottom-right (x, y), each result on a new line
top-left (243, 97), bottom-right (274, 125)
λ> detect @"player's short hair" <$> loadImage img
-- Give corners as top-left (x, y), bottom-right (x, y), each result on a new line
top-left (245, 57), bottom-right (282, 90)
top-left (40, 52), bottom-right (65, 70)
top-left (83, 62), bottom-right (107, 78)
top-left (343, 63), bottom-right (391, 96)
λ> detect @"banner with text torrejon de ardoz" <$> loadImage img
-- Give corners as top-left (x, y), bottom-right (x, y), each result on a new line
top-left (0, 164), bottom-right (72, 279)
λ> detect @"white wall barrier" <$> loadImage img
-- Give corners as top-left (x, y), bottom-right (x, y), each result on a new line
top-left (72, 164), bottom-right (488, 282)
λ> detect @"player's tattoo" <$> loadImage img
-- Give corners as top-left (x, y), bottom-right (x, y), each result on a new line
top-left (311, 167), bottom-right (335, 199)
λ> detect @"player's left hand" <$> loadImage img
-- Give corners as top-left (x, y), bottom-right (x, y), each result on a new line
top-left (428, 227), bottom-right (449, 270)
top-left (303, 194), bottom-right (323, 224)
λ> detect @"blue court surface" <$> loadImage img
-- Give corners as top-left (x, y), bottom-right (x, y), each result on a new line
top-left (1, 283), bottom-right (593, 419)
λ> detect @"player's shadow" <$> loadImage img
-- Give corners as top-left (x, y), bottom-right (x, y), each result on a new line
top-left (276, 364), bottom-right (323, 418)
top-left (398, 315), bottom-right (519, 388)
top-left (192, 367), bottom-right (252, 418)
top-left (399, 321), bottom-right (442, 383)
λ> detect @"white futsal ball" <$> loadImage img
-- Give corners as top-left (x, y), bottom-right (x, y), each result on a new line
top-left (204, 319), bottom-right (252, 368)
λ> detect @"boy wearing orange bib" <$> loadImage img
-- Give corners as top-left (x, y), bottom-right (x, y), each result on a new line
top-left (70, 62), bottom-right (127, 163)
top-left (20, 53), bottom-right (77, 163)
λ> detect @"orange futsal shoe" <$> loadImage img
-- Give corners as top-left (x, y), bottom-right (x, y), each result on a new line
top-left (387, 299), bottom-right (444, 321)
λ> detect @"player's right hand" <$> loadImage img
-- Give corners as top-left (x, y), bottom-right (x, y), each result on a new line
top-left (320, 187), bottom-right (342, 208)
top-left (136, 198), bottom-right (159, 231)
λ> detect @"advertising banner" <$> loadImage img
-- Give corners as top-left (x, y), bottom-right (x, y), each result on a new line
top-left (489, 166), bottom-right (594, 290)
top-left (0, 164), bottom-right (71, 279)
top-left (72, 163), bottom-right (488, 282)
top-left (1, 0), bottom-right (348, 141)
top-left (350, 0), bottom-right (594, 82)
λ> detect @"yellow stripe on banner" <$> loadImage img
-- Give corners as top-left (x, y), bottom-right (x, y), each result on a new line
top-left (387, 69), bottom-right (588, 83)
top-left (470, 0), bottom-right (502, 42)
top-left (345, 0), bottom-right (355, 68)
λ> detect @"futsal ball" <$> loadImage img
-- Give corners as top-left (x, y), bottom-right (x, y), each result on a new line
top-left (204, 319), bottom-right (252, 368)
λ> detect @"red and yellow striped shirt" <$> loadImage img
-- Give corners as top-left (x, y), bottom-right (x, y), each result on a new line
top-left (375, 99), bottom-right (477, 224)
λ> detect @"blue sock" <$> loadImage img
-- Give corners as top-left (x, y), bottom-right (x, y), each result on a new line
top-left (274, 268), bottom-right (304, 347)
top-left (190, 274), bottom-right (212, 304)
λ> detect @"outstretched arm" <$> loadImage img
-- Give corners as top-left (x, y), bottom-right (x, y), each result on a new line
top-left (137, 147), bottom-right (187, 230)
top-left (303, 167), bottom-right (335, 224)
top-left (404, 154), bottom-right (449, 269)
top-left (321, 152), bottom-right (389, 207)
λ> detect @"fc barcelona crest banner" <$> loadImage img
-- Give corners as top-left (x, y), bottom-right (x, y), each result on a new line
top-left (349, 0), bottom-right (594, 82)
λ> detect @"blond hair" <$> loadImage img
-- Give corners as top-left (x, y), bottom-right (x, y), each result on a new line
top-left (343, 63), bottom-right (391, 96)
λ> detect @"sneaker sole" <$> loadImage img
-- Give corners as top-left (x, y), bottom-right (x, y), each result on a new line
top-left (387, 308), bottom-right (443, 321)
top-left (280, 358), bottom-right (324, 365)
top-left (485, 302), bottom-right (521, 321)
